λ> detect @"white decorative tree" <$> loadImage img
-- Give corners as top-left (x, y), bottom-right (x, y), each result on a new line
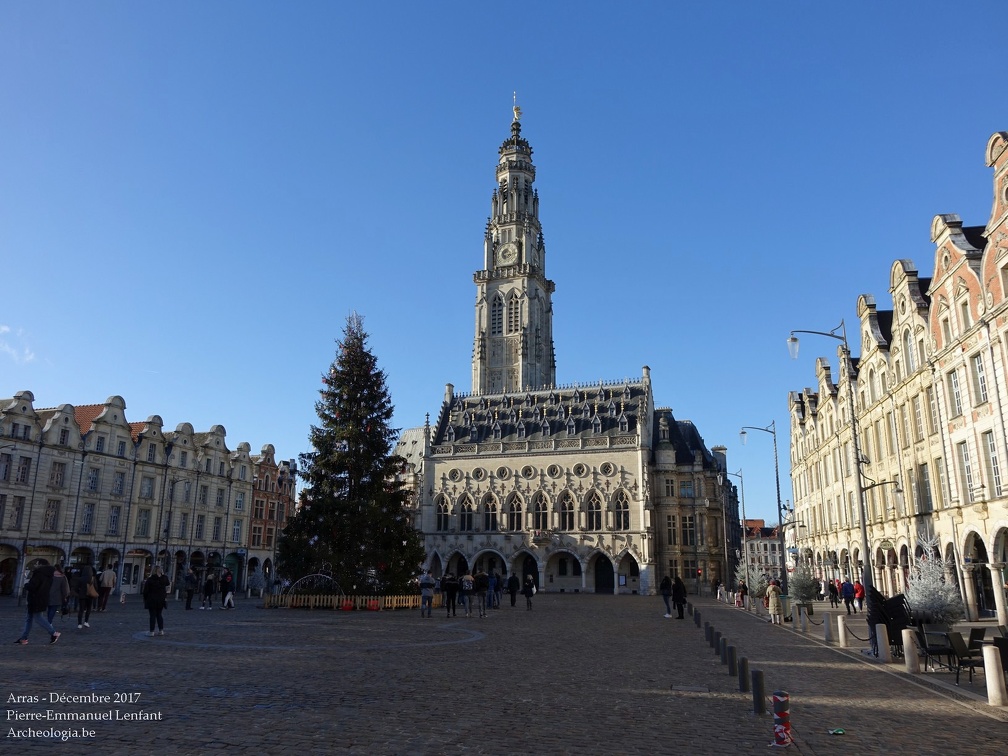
top-left (904, 537), bottom-right (965, 628)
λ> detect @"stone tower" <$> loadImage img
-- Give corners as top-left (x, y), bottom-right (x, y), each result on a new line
top-left (471, 107), bottom-right (556, 395)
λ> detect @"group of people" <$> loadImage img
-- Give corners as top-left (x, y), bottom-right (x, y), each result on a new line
top-left (828, 577), bottom-right (865, 615)
top-left (422, 570), bottom-right (539, 617)
top-left (659, 575), bottom-right (688, 618)
top-left (13, 559), bottom-right (240, 645)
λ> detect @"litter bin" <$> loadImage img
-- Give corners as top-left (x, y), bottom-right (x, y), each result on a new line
top-left (780, 594), bottom-right (791, 620)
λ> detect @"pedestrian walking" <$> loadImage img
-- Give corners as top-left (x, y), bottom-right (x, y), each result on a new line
top-left (840, 578), bottom-right (855, 615)
top-left (47, 565), bottom-right (71, 625)
top-left (828, 580), bottom-right (840, 608)
top-left (419, 570), bottom-right (436, 618)
top-left (221, 569), bottom-right (235, 609)
top-left (672, 575), bottom-right (687, 619)
top-left (505, 573), bottom-right (519, 607)
top-left (73, 564), bottom-right (97, 629)
top-left (767, 579), bottom-right (783, 625)
top-left (143, 566), bottom-right (170, 636)
top-left (183, 568), bottom-right (197, 610)
top-left (201, 573), bottom-right (215, 610)
top-left (98, 564), bottom-right (116, 612)
top-left (736, 580), bottom-right (748, 609)
top-left (853, 580), bottom-right (865, 612)
top-left (474, 569), bottom-right (489, 618)
top-left (660, 575), bottom-right (673, 618)
top-left (459, 571), bottom-right (475, 617)
top-left (442, 572), bottom-right (458, 617)
top-left (488, 571), bottom-right (499, 609)
top-left (522, 574), bottom-right (537, 610)
top-left (14, 562), bottom-right (61, 645)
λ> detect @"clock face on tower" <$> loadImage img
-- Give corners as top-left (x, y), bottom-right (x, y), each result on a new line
top-left (496, 243), bottom-right (518, 266)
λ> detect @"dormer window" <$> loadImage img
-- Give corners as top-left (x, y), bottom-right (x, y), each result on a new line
top-left (492, 422), bottom-right (502, 440)
top-left (608, 401), bottom-right (617, 417)
top-left (592, 416), bottom-right (602, 434)
top-left (541, 420), bottom-right (551, 437)
top-left (446, 426), bottom-right (456, 442)
top-left (619, 413), bottom-right (629, 433)
top-left (517, 421), bottom-right (526, 439)
top-left (566, 418), bottom-right (576, 436)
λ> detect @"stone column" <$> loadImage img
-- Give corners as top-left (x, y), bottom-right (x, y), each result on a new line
top-left (962, 564), bottom-right (979, 623)
top-left (985, 562), bottom-right (1007, 627)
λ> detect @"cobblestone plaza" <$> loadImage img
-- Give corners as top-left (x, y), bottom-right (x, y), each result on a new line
top-left (2, 594), bottom-right (1005, 754)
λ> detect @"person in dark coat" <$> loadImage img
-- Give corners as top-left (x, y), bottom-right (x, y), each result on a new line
top-left (143, 566), bottom-right (170, 636)
top-left (73, 564), bottom-right (97, 629)
top-left (507, 572), bottom-right (520, 607)
top-left (220, 569), bottom-right (235, 609)
top-left (201, 573), bottom-right (215, 610)
top-left (660, 575), bottom-right (673, 618)
top-left (441, 572), bottom-right (458, 618)
top-left (671, 575), bottom-right (687, 619)
top-left (15, 562), bottom-right (60, 645)
top-left (183, 568), bottom-right (198, 610)
top-left (522, 574), bottom-right (536, 610)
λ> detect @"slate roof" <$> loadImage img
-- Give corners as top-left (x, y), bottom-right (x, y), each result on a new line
top-left (431, 381), bottom-right (643, 447)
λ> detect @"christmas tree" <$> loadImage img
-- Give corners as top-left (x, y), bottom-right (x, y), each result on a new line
top-left (277, 313), bottom-right (425, 594)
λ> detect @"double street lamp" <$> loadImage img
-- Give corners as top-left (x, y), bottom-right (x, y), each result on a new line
top-left (726, 469), bottom-right (746, 586)
top-left (739, 422), bottom-right (786, 595)
top-left (787, 320), bottom-right (878, 653)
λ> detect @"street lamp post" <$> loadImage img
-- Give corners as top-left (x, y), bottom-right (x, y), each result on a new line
top-left (739, 422), bottom-right (787, 595)
top-left (788, 320), bottom-right (878, 654)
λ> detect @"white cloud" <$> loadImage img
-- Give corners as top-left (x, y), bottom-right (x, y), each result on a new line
top-left (0, 326), bottom-right (36, 364)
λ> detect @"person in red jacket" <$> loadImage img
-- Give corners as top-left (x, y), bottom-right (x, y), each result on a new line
top-left (853, 580), bottom-right (866, 612)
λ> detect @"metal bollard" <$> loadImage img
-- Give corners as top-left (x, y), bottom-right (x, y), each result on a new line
top-left (727, 645), bottom-right (737, 676)
top-left (837, 615), bottom-right (848, 648)
top-left (687, 602), bottom-right (693, 616)
top-left (694, 609), bottom-right (701, 628)
top-left (713, 630), bottom-right (722, 652)
top-left (983, 644), bottom-right (1007, 707)
top-left (772, 691), bottom-right (793, 746)
top-left (751, 670), bottom-right (765, 715)
top-left (798, 605), bottom-right (808, 633)
top-left (822, 612), bottom-right (833, 644)
top-left (720, 637), bottom-right (728, 665)
top-left (902, 629), bottom-right (920, 674)
top-left (738, 656), bottom-right (750, 692)
top-left (705, 622), bottom-right (712, 644)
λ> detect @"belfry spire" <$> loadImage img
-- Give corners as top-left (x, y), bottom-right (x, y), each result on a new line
top-left (471, 106), bottom-right (556, 395)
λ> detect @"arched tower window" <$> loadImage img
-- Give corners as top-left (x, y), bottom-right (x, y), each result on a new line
top-left (558, 491), bottom-right (575, 530)
top-left (507, 293), bottom-right (521, 334)
top-left (533, 492), bottom-right (549, 530)
top-left (459, 496), bottom-right (475, 531)
top-left (613, 490), bottom-right (630, 531)
top-left (435, 496), bottom-right (450, 532)
top-left (482, 494), bottom-right (498, 532)
top-left (490, 294), bottom-right (504, 336)
top-left (585, 492), bottom-right (602, 531)
top-left (506, 494), bottom-right (523, 531)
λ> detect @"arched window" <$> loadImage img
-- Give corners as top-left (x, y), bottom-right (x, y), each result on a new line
top-left (507, 495), bottom-right (523, 531)
top-left (533, 493), bottom-right (549, 530)
top-left (868, 369), bottom-right (878, 403)
top-left (507, 293), bottom-right (521, 334)
top-left (460, 497), bottom-right (474, 531)
top-left (558, 492), bottom-right (575, 530)
top-left (483, 495), bottom-right (498, 532)
top-left (613, 490), bottom-right (630, 530)
top-left (490, 294), bottom-right (504, 336)
top-left (436, 496), bottom-right (450, 532)
top-left (586, 492), bottom-right (602, 530)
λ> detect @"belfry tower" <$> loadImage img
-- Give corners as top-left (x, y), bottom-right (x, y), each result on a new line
top-left (472, 105), bottom-right (556, 395)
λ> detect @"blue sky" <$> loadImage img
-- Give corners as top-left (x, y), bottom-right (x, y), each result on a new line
top-left (2, 3), bottom-right (1005, 524)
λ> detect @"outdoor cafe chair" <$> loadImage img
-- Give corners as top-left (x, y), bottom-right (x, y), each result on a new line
top-left (947, 630), bottom-right (983, 686)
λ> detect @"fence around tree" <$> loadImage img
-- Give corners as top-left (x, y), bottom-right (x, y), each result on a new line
top-left (263, 592), bottom-right (441, 611)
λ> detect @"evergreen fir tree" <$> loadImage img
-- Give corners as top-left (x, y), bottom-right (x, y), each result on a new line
top-left (277, 313), bottom-right (425, 594)
top-left (788, 561), bottom-right (819, 603)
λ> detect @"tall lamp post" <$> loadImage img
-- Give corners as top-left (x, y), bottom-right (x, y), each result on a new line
top-left (715, 472), bottom-right (732, 590)
top-left (787, 320), bottom-right (877, 653)
top-left (740, 421), bottom-right (786, 595)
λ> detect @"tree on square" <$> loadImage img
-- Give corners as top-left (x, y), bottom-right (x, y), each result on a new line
top-left (277, 313), bottom-right (425, 594)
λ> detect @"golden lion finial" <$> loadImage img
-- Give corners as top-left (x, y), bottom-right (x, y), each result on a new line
top-left (513, 91), bottom-right (522, 122)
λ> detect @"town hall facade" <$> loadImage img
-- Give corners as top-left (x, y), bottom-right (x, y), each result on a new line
top-left (396, 110), bottom-right (739, 595)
